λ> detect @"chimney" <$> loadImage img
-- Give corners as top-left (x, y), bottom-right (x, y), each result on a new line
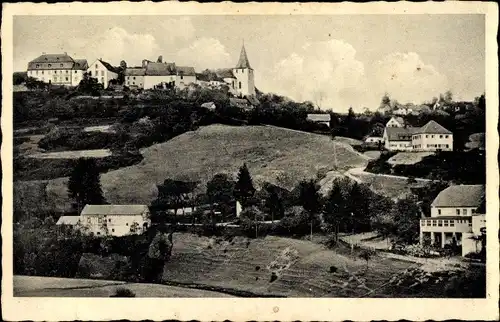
top-left (142, 59), bottom-right (149, 68)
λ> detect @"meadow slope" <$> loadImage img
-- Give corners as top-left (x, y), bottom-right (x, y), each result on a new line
top-left (43, 125), bottom-right (368, 211)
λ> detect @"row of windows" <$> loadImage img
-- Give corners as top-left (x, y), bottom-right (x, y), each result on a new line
top-left (89, 71), bottom-right (105, 76)
top-left (390, 143), bottom-right (410, 148)
top-left (421, 219), bottom-right (472, 227)
top-left (31, 70), bottom-right (79, 75)
top-left (413, 134), bottom-right (450, 139)
top-left (35, 63), bottom-right (66, 68)
top-left (413, 144), bottom-right (450, 149)
top-left (438, 208), bottom-right (474, 215)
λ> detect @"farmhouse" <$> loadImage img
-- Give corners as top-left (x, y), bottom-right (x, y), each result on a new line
top-left (87, 59), bottom-right (120, 89)
top-left (26, 53), bottom-right (88, 86)
top-left (419, 184), bottom-right (485, 256)
top-left (77, 204), bottom-right (151, 237)
top-left (124, 67), bottom-right (146, 89)
top-left (411, 120), bottom-right (453, 151)
top-left (129, 61), bottom-right (197, 90)
top-left (307, 114), bottom-right (331, 127)
top-left (383, 118), bottom-right (453, 152)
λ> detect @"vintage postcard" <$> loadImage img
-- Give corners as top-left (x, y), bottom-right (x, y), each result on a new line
top-left (2, 1), bottom-right (499, 321)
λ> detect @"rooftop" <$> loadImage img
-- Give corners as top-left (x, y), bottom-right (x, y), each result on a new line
top-left (56, 216), bottom-right (80, 225)
top-left (413, 120), bottom-right (452, 135)
top-left (307, 114), bottom-right (331, 122)
top-left (235, 44), bottom-right (252, 69)
top-left (385, 127), bottom-right (415, 141)
top-left (81, 204), bottom-right (149, 216)
top-left (431, 185), bottom-right (485, 208)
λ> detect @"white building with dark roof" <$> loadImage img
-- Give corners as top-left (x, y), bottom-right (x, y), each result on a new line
top-left (27, 53), bottom-right (88, 86)
top-left (307, 113), bottom-right (331, 127)
top-left (419, 185), bottom-right (485, 255)
top-left (124, 67), bottom-right (146, 88)
top-left (87, 59), bottom-right (120, 88)
top-left (78, 204), bottom-right (151, 237)
top-left (383, 119), bottom-right (453, 152)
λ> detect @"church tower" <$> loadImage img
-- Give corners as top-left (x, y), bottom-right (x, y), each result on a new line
top-left (232, 43), bottom-right (255, 97)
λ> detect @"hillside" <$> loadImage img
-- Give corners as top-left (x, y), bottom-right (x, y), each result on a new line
top-left (39, 125), bottom-right (368, 211)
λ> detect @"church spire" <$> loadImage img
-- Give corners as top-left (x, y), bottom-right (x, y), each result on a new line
top-left (235, 42), bottom-right (251, 69)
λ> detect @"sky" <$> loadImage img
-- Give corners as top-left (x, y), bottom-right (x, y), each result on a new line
top-left (13, 15), bottom-right (485, 112)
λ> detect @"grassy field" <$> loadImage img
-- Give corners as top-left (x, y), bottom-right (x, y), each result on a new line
top-left (162, 233), bottom-right (416, 297)
top-left (27, 149), bottom-right (112, 159)
top-left (41, 124), bottom-right (368, 211)
top-left (387, 152), bottom-right (434, 165)
top-left (14, 275), bottom-right (233, 297)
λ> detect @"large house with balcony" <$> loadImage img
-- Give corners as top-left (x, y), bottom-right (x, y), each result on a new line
top-left (56, 204), bottom-right (151, 237)
top-left (27, 53), bottom-right (88, 86)
top-left (419, 184), bottom-right (486, 256)
top-left (383, 118), bottom-right (453, 152)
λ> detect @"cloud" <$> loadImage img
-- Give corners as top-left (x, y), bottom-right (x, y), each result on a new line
top-left (158, 17), bottom-right (195, 43)
top-left (70, 27), bottom-right (160, 66)
top-left (260, 39), bottom-right (368, 112)
top-left (175, 38), bottom-right (231, 70)
top-left (371, 52), bottom-right (449, 105)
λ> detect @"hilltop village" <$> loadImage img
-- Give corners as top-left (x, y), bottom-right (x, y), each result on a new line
top-left (13, 42), bottom-right (487, 298)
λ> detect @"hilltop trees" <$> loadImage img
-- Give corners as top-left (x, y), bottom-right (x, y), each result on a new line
top-left (68, 158), bottom-right (107, 213)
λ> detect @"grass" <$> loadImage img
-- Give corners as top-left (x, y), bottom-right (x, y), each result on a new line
top-left (161, 233), bottom-right (416, 297)
top-left (27, 149), bottom-right (112, 159)
top-left (44, 124), bottom-right (368, 210)
top-left (13, 276), bottom-right (234, 297)
top-left (387, 152), bottom-right (435, 165)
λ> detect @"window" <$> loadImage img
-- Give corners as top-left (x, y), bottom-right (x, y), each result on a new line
top-left (426, 135), bottom-right (429, 138)
top-left (438, 221), bottom-right (443, 227)
top-left (65, 77), bottom-right (68, 81)
top-left (48, 64), bottom-right (52, 67)
top-left (97, 232), bottom-right (101, 235)
top-left (440, 135), bottom-right (443, 138)
top-left (41, 71), bottom-right (44, 75)
top-left (54, 70), bottom-right (57, 74)
top-left (432, 220), bottom-right (437, 226)
top-left (54, 77), bottom-right (58, 82)
top-left (108, 218), bottom-right (112, 222)
top-left (472, 209), bottom-right (476, 214)
top-left (445, 135), bottom-right (449, 138)
top-left (36, 64), bottom-right (40, 68)
top-left (456, 209), bottom-right (460, 215)
top-left (112, 229), bottom-right (115, 232)
top-left (443, 220), bottom-right (448, 227)
top-left (463, 209), bottom-right (467, 215)
top-left (75, 70), bottom-right (77, 73)
top-left (66, 70), bottom-right (69, 74)
top-left (96, 64), bottom-right (98, 69)
top-left (450, 221), bottom-right (454, 227)
top-left (438, 209), bottom-right (441, 215)
top-left (126, 223), bottom-right (129, 226)
top-left (87, 217), bottom-right (91, 224)
top-left (421, 221), bottom-right (425, 226)
top-left (60, 64), bottom-right (63, 67)
top-left (133, 82), bottom-right (135, 85)
top-left (239, 81), bottom-right (242, 89)
top-left (133, 76), bottom-right (136, 80)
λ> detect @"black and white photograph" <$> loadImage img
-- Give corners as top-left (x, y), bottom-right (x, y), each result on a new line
top-left (2, 2), bottom-right (499, 321)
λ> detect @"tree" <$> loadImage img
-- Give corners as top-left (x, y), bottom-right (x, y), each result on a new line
top-left (380, 93), bottom-right (391, 107)
top-left (359, 249), bottom-right (374, 271)
top-left (392, 195), bottom-right (421, 244)
top-left (206, 173), bottom-right (236, 221)
top-left (151, 179), bottom-right (198, 219)
top-left (234, 163), bottom-right (256, 208)
top-left (117, 61), bottom-right (127, 85)
top-left (444, 90), bottom-right (453, 104)
top-left (264, 185), bottom-right (285, 222)
top-left (157, 56), bottom-right (163, 63)
top-left (68, 158), bottom-right (107, 213)
top-left (297, 180), bottom-right (321, 240)
top-left (323, 179), bottom-right (350, 242)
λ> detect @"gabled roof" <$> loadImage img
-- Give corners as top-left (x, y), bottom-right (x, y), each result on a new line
top-left (56, 216), bottom-right (80, 225)
top-left (176, 66), bottom-right (196, 76)
top-left (98, 59), bottom-right (121, 73)
top-left (384, 127), bottom-right (415, 141)
top-left (413, 120), bottom-right (452, 135)
top-left (431, 185), bottom-right (485, 208)
top-left (144, 62), bottom-right (176, 76)
top-left (81, 204), bottom-right (149, 216)
top-left (30, 53), bottom-right (74, 64)
top-left (216, 68), bottom-right (236, 79)
top-left (125, 68), bottom-right (146, 76)
top-left (307, 114), bottom-right (331, 122)
top-left (387, 116), bottom-right (405, 126)
top-left (73, 59), bottom-right (88, 70)
top-left (235, 44), bottom-right (252, 69)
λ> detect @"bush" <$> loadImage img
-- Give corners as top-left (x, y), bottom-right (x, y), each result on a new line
top-left (110, 287), bottom-right (136, 297)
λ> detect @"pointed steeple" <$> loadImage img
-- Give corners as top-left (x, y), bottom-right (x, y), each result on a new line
top-left (235, 42), bottom-right (252, 69)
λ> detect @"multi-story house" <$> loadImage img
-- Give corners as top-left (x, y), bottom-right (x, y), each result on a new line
top-left (383, 118), bottom-right (453, 152)
top-left (87, 59), bottom-right (120, 89)
top-left (419, 184), bottom-right (486, 256)
top-left (57, 204), bottom-right (151, 237)
top-left (27, 53), bottom-right (88, 86)
top-left (124, 67), bottom-right (146, 89)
